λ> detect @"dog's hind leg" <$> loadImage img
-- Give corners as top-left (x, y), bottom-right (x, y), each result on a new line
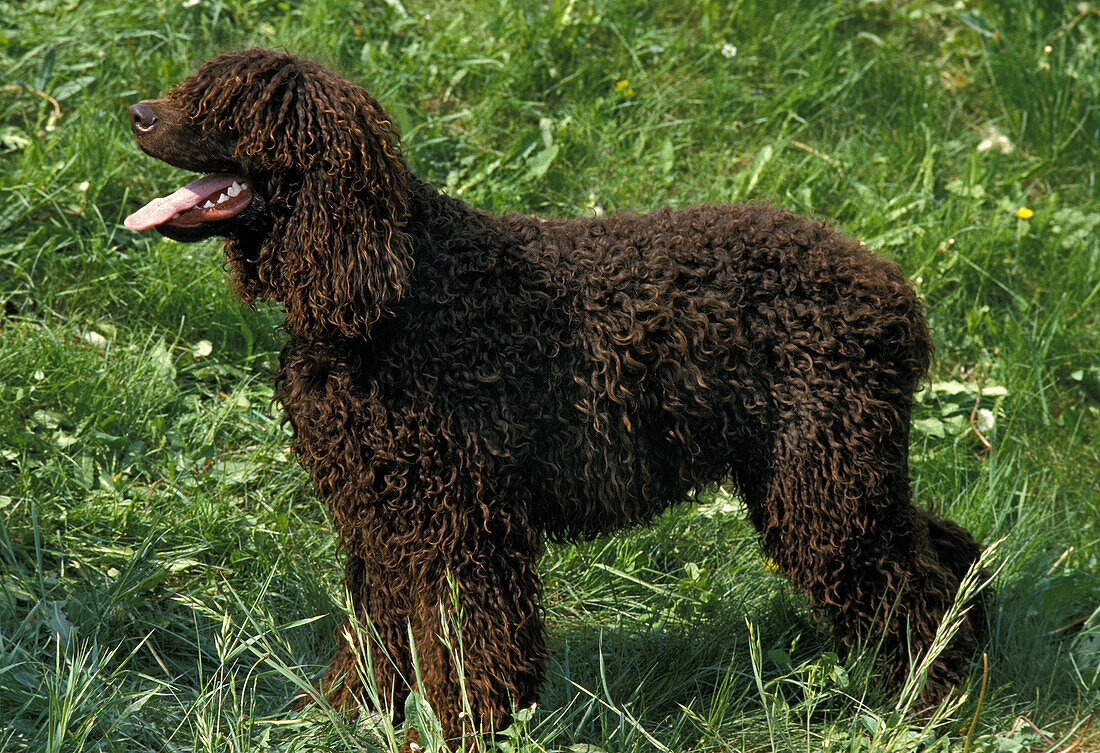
top-left (740, 385), bottom-right (983, 702)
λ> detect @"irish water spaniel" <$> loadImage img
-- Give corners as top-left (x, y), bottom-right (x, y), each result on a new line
top-left (125, 48), bottom-right (984, 742)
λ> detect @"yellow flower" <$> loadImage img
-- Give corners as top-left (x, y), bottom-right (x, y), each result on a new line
top-left (614, 79), bottom-right (634, 96)
top-left (1014, 207), bottom-right (1034, 219)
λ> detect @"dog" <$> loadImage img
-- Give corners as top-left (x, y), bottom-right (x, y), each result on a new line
top-left (125, 47), bottom-right (984, 744)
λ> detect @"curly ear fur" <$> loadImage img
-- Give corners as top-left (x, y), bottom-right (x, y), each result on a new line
top-left (169, 49), bottom-right (412, 337)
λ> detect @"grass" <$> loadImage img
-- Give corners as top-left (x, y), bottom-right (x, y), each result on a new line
top-left (1, 0), bottom-right (1098, 750)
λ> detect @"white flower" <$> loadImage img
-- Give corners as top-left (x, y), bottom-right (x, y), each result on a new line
top-left (78, 181), bottom-right (89, 192)
top-left (183, 0), bottom-right (200, 7)
top-left (974, 408), bottom-right (996, 434)
top-left (82, 331), bottom-right (108, 348)
top-left (647, 44), bottom-right (665, 55)
top-left (721, 43), bottom-right (737, 58)
top-left (976, 125), bottom-right (1013, 155)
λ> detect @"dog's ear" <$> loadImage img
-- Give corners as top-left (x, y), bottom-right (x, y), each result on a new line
top-left (270, 71), bottom-right (413, 338)
top-left (172, 49), bottom-right (412, 337)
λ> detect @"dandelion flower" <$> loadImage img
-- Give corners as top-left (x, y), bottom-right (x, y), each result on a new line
top-left (721, 43), bottom-right (737, 58)
top-left (1014, 207), bottom-right (1034, 219)
top-left (974, 408), bottom-right (996, 434)
top-left (82, 331), bottom-right (108, 348)
top-left (976, 125), bottom-right (1013, 155)
top-left (614, 79), bottom-right (634, 97)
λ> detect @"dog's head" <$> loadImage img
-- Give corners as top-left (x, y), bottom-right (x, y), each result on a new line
top-left (126, 48), bottom-right (412, 336)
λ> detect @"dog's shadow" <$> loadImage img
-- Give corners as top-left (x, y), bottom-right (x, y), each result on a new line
top-left (533, 515), bottom-right (837, 747)
top-left (538, 594), bottom-right (829, 743)
top-left (533, 540), bottom-right (1100, 748)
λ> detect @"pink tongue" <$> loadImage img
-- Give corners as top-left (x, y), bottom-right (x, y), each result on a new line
top-left (124, 173), bottom-right (241, 231)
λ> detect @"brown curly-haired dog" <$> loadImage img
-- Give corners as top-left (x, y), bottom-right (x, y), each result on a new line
top-left (125, 48), bottom-right (984, 743)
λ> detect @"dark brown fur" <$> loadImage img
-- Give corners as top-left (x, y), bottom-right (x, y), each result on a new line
top-left (128, 48), bottom-right (984, 744)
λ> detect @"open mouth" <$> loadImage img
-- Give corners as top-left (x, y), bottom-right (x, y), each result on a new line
top-left (124, 173), bottom-right (252, 231)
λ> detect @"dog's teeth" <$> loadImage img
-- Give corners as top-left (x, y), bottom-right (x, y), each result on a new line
top-left (240, 182), bottom-right (247, 189)
top-left (216, 192), bottom-right (228, 204)
top-left (227, 182), bottom-right (241, 197)
top-left (203, 200), bottom-right (215, 208)
top-left (171, 212), bottom-right (180, 219)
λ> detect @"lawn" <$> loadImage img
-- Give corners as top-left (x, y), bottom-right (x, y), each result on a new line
top-left (0, 0), bottom-right (1097, 751)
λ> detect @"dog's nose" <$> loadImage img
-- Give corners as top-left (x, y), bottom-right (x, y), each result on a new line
top-left (129, 103), bottom-right (158, 133)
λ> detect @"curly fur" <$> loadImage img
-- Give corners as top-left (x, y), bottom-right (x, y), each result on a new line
top-left (128, 48), bottom-right (985, 743)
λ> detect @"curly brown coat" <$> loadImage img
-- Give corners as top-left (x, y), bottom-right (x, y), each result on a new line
top-left (125, 48), bottom-right (984, 743)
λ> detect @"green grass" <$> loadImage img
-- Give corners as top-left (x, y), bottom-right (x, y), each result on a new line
top-left (1, 0), bottom-right (1098, 750)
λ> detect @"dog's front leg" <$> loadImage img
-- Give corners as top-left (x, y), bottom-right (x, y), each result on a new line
top-left (404, 498), bottom-right (547, 747)
top-left (320, 549), bottom-right (416, 723)
top-left (320, 474), bottom-right (547, 748)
